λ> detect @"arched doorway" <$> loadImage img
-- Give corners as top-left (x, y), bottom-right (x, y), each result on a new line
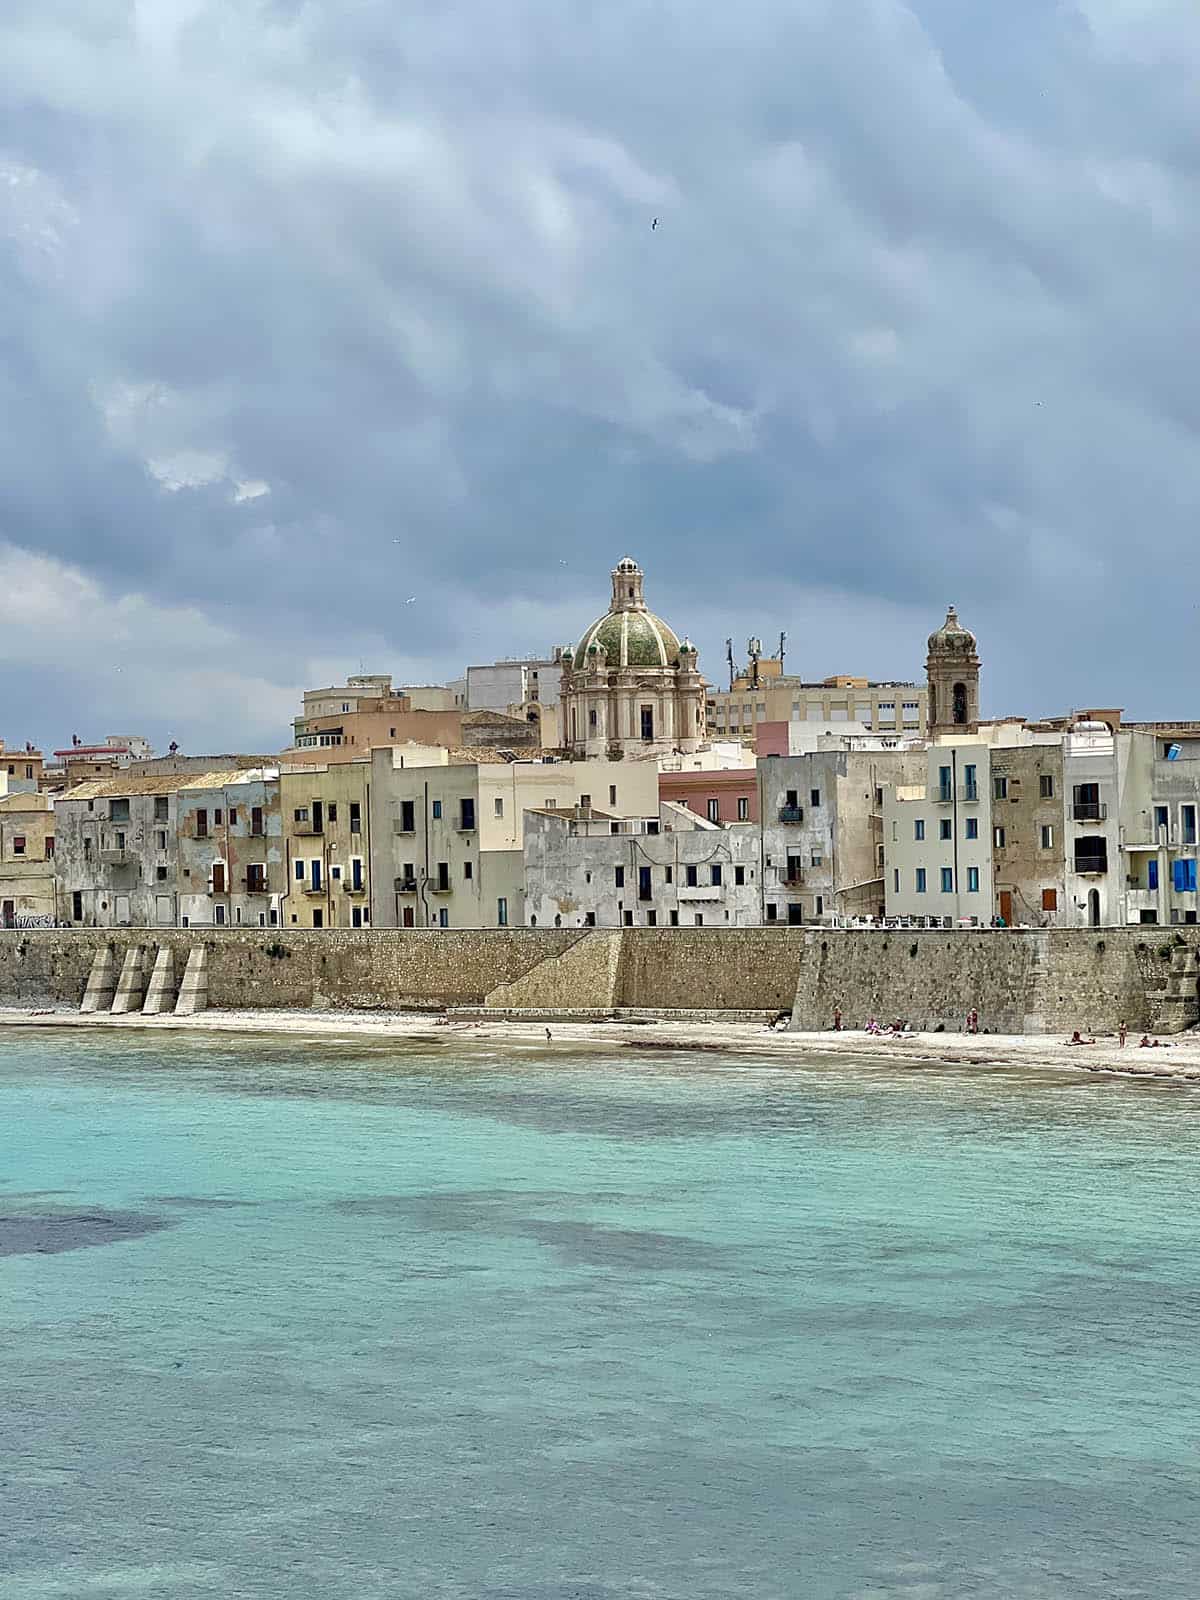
top-left (1088, 888), bottom-right (1101, 927)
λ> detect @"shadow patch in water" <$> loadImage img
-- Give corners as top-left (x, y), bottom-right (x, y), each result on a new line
top-left (0, 1209), bottom-right (174, 1257)
top-left (147, 1195), bottom-right (256, 1209)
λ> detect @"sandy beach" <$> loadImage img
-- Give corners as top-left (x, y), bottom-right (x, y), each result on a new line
top-left (3, 1004), bottom-right (1200, 1081)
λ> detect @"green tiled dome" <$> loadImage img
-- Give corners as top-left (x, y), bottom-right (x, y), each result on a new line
top-left (574, 608), bottom-right (683, 670)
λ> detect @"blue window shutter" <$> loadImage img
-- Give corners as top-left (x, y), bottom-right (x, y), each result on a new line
top-left (1188, 860), bottom-right (1198, 893)
top-left (1149, 860), bottom-right (1158, 891)
top-left (1174, 859), bottom-right (1186, 893)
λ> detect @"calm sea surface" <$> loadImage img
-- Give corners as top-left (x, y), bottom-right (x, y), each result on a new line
top-left (2, 1031), bottom-right (1199, 1600)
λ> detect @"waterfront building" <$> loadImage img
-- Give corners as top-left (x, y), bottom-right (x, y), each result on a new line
top-left (523, 804), bottom-right (761, 929)
top-left (658, 764), bottom-right (759, 825)
top-left (175, 770), bottom-right (284, 929)
top-left (278, 762), bottom-right (371, 929)
top-left (44, 735), bottom-right (153, 792)
top-left (708, 665), bottom-right (926, 744)
top-left (0, 791), bottom-right (56, 926)
top-left (758, 744), bottom-right (929, 925)
top-left (368, 747), bottom-right (659, 929)
top-left (559, 558), bottom-right (705, 759)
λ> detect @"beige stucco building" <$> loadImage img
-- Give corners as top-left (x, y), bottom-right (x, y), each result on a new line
top-left (560, 558), bottom-right (705, 758)
top-left (279, 763), bottom-right (373, 929)
top-left (368, 748), bottom-right (659, 928)
top-left (0, 792), bottom-right (57, 926)
top-left (708, 669), bottom-right (927, 743)
top-left (284, 674), bottom-right (463, 763)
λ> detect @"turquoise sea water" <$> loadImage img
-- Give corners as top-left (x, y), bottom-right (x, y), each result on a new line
top-left (2, 1032), bottom-right (1199, 1600)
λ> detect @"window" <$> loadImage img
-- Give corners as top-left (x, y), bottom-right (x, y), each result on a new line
top-left (624, 910), bottom-right (634, 927)
top-left (247, 865), bottom-right (267, 892)
top-left (154, 796), bottom-right (169, 821)
top-left (967, 866), bottom-right (980, 892)
top-left (694, 913), bottom-right (704, 926)
top-left (494, 797), bottom-right (504, 818)
top-left (435, 862), bottom-right (450, 892)
top-left (665, 866), bottom-right (673, 884)
top-left (295, 859), bottom-right (304, 880)
top-left (939, 818), bottom-right (952, 841)
top-left (1155, 805), bottom-right (1170, 836)
top-left (734, 865), bottom-right (746, 885)
top-left (84, 838), bottom-right (92, 860)
top-left (785, 789), bottom-right (798, 808)
top-left (1042, 888), bottom-right (1058, 911)
top-left (585, 911), bottom-right (596, 927)
top-left (647, 820), bottom-right (660, 836)
top-left (615, 865), bottom-right (625, 889)
top-left (685, 864), bottom-right (698, 887)
top-left (438, 908), bottom-right (449, 928)
top-left (294, 807), bottom-right (309, 823)
top-left (497, 898), bottom-right (508, 926)
top-left (810, 789), bottom-right (821, 808)
top-left (156, 865), bottom-right (167, 882)
top-left (966, 818), bottom-right (978, 840)
top-left (115, 832), bottom-right (125, 851)
top-left (215, 904), bottom-right (226, 926)
top-left (45, 837), bottom-right (54, 860)
top-left (1040, 774), bottom-right (1055, 799)
top-left (993, 776), bottom-right (1008, 801)
top-left (640, 706), bottom-right (654, 741)
top-left (588, 709), bottom-right (597, 729)
top-left (463, 860), bottom-right (473, 880)
top-left (460, 798), bottom-right (475, 830)
top-left (938, 765), bottom-right (952, 800)
top-left (12, 835), bottom-right (25, 856)
top-left (941, 867), bottom-right (953, 893)
top-left (580, 794), bottom-right (591, 809)
top-left (1149, 859), bottom-right (1159, 891)
top-left (251, 806), bottom-right (264, 836)
top-left (1041, 825), bottom-right (1054, 850)
top-left (647, 910), bottom-right (657, 927)
top-left (893, 868), bottom-right (900, 892)
top-left (214, 809), bottom-right (223, 826)
top-left (638, 866), bottom-right (652, 901)
top-left (196, 808), bottom-right (208, 838)
top-left (737, 797), bottom-right (749, 821)
top-left (811, 851), bottom-right (823, 867)
top-left (400, 800), bottom-right (415, 832)
top-left (110, 798), bottom-right (130, 823)
top-left (327, 803), bottom-right (337, 824)
top-left (765, 903), bottom-right (778, 922)
top-left (609, 785), bottom-right (619, 808)
top-left (72, 891), bottom-right (82, 920)
top-left (994, 827), bottom-right (1006, 849)
top-left (711, 864), bottom-right (722, 886)
top-left (916, 868), bottom-right (926, 893)
top-left (1173, 858), bottom-right (1197, 893)
top-left (1184, 805), bottom-right (1197, 846)
top-left (963, 763), bottom-right (978, 799)
top-left (915, 819), bottom-right (925, 841)
top-left (707, 799), bottom-right (720, 823)
top-left (432, 800), bottom-right (442, 820)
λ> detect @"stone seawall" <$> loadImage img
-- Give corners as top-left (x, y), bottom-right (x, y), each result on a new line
top-left (1, 927), bottom-right (1197, 1034)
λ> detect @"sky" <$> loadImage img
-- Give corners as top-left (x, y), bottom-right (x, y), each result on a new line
top-left (3, 0), bottom-right (1199, 756)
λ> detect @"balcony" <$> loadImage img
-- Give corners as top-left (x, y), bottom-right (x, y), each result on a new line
top-left (1072, 802), bottom-right (1108, 822)
top-left (936, 786), bottom-right (953, 804)
top-left (392, 819), bottom-right (415, 835)
top-left (784, 873), bottom-right (805, 888)
top-left (1073, 855), bottom-right (1108, 877)
top-left (778, 805), bottom-right (804, 824)
top-left (244, 879), bottom-right (272, 895)
top-left (430, 881), bottom-right (453, 896)
top-left (293, 820), bottom-right (323, 836)
top-left (394, 877), bottom-right (417, 893)
top-left (961, 783), bottom-right (979, 802)
top-left (99, 848), bottom-right (130, 866)
top-left (302, 882), bottom-right (327, 896)
top-left (677, 885), bottom-right (724, 902)
top-left (343, 881), bottom-right (367, 895)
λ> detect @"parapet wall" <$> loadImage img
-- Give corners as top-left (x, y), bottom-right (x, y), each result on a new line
top-left (0, 926), bottom-right (1196, 1034)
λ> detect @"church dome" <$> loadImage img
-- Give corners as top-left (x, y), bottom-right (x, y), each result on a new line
top-left (574, 608), bottom-right (683, 670)
top-left (927, 605), bottom-right (977, 656)
top-left (571, 557), bottom-right (690, 670)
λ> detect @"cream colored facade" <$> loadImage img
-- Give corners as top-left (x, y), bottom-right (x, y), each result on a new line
top-left (0, 792), bottom-right (57, 926)
top-left (279, 763), bottom-right (373, 929)
top-left (285, 673), bottom-right (462, 761)
top-left (368, 749), bottom-right (659, 928)
top-left (708, 671), bottom-right (927, 740)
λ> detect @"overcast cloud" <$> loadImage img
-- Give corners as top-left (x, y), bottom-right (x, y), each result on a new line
top-left (2, 0), bottom-right (1198, 753)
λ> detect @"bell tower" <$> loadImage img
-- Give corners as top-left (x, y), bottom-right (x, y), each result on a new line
top-left (926, 606), bottom-right (981, 736)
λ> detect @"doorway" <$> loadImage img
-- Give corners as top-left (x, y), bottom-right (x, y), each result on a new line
top-left (998, 890), bottom-right (1013, 926)
top-left (1, 900), bottom-right (13, 929)
top-left (1088, 888), bottom-right (1101, 927)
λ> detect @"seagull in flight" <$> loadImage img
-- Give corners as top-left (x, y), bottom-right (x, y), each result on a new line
top-left (405, 596), bottom-right (417, 605)
top-left (651, 218), bottom-right (658, 230)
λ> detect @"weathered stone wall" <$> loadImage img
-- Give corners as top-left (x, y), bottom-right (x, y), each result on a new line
top-left (789, 927), bottom-right (1200, 1035)
top-left (2, 926), bottom-right (1197, 1033)
top-left (0, 929), bottom-right (582, 1010)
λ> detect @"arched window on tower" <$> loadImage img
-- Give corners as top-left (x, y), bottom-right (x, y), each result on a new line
top-left (953, 682), bottom-right (968, 724)
top-left (929, 686), bottom-right (937, 725)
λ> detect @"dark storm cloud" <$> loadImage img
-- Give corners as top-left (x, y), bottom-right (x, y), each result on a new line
top-left (2, 0), bottom-right (1199, 750)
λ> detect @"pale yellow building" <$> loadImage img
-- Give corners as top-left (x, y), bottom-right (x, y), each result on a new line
top-left (0, 792), bottom-right (57, 926)
top-left (708, 663), bottom-right (927, 741)
top-left (279, 762), bottom-right (373, 929)
top-left (368, 748), bottom-right (659, 928)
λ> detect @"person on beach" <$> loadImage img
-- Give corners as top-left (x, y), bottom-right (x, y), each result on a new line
top-left (545, 1027), bottom-right (552, 1042)
top-left (833, 1007), bottom-right (843, 1032)
top-left (865, 1016), bottom-right (879, 1034)
top-left (1066, 1031), bottom-right (1096, 1045)
top-left (966, 1007), bottom-right (979, 1035)
top-left (1118, 1020), bottom-right (1127, 1047)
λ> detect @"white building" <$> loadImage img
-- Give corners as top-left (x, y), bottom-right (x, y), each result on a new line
top-left (523, 804), bottom-right (761, 929)
top-left (883, 745), bottom-right (995, 925)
